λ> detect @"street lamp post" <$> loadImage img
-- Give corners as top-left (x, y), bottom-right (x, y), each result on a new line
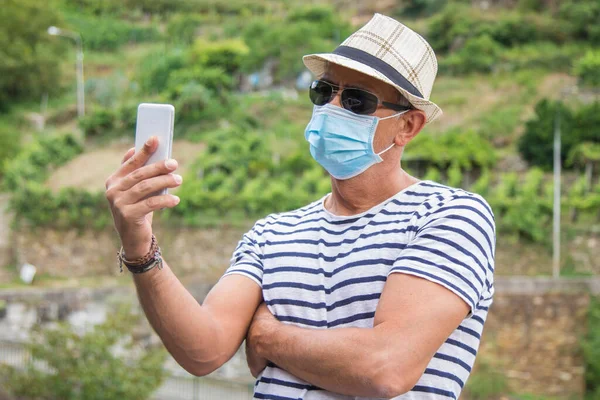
top-left (48, 26), bottom-right (85, 118)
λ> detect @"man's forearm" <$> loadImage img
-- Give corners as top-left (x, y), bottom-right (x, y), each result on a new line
top-left (254, 323), bottom-right (410, 398)
top-left (133, 259), bottom-right (225, 375)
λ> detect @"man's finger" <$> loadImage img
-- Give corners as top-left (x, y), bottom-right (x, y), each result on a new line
top-left (121, 147), bottom-right (135, 164)
top-left (116, 136), bottom-right (158, 177)
top-left (118, 159), bottom-right (179, 192)
top-left (125, 193), bottom-right (181, 218)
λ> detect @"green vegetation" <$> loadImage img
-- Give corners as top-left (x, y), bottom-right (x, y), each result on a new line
top-left (0, 304), bottom-right (167, 400)
top-left (463, 356), bottom-right (509, 399)
top-left (574, 50), bottom-right (600, 88)
top-left (0, 0), bottom-right (65, 111)
top-left (1, 134), bottom-right (110, 229)
top-left (0, 0), bottom-right (598, 250)
top-left (518, 100), bottom-right (600, 170)
top-left (3, 134), bottom-right (83, 192)
top-left (64, 13), bottom-right (161, 51)
top-left (582, 296), bottom-right (600, 400)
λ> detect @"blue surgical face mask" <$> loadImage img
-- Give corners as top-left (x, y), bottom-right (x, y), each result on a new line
top-left (304, 104), bottom-right (408, 180)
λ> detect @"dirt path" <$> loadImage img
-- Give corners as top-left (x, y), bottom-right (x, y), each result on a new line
top-left (46, 140), bottom-right (206, 193)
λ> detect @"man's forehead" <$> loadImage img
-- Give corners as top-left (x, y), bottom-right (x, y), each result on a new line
top-left (322, 66), bottom-right (377, 88)
top-left (321, 64), bottom-right (396, 96)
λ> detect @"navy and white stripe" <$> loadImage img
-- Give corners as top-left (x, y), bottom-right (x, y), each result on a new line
top-left (223, 180), bottom-right (496, 399)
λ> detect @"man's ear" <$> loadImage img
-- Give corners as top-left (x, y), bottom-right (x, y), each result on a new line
top-left (394, 110), bottom-right (426, 147)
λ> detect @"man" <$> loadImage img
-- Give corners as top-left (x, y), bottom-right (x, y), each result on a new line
top-left (105, 13), bottom-right (495, 400)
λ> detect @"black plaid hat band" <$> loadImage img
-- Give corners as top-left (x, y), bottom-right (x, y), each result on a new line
top-left (332, 46), bottom-right (423, 99)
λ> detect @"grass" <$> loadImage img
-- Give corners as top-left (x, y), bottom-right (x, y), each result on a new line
top-left (464, 356), bottom-right (509, 399)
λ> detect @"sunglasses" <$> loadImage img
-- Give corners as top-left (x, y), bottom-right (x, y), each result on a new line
top-left (309, 79), bottom-right (412, 115)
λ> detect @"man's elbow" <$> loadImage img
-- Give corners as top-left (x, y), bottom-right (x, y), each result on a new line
top-left (180, 358), bottom-right (222, 377)
top-left (370, 371), bottom-right (410, 399)
top-left (369, 354), bottom-right (420, 398)
top-left (170, 348), bottom-right (227, 377)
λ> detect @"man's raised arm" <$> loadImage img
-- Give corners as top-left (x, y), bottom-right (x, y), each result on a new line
top-left (105, 136), bottom-right (262, 376)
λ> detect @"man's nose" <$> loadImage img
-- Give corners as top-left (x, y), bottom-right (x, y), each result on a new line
top-left (330, 91), bottom-right (343, 108)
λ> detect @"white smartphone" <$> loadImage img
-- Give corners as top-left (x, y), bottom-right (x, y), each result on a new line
top-left (134, 103), bottom-right (175, 197)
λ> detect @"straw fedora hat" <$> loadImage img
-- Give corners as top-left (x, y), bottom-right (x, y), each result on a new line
top-left (303, 13), bottom-right (443, 123)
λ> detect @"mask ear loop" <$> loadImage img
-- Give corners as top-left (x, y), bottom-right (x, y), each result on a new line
top-left (376, 110), bottom-right (409, 156)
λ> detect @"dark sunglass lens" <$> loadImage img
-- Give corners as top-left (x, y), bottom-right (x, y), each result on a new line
top-left (341, 89), bottom-right (378, 115)
top-left (309, 81), bottom-right (333, 106)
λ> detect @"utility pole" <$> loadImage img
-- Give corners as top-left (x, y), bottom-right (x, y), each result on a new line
top-left (552, 106), bottom-right (561, 278)
top-left (48, 26), bottom-right (85, 118)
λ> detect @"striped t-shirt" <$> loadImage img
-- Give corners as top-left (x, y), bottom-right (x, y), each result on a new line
top-left (224, 180), bottom-right (496, 400)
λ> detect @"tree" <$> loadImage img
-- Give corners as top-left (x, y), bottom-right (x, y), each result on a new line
top-left (1, 304), bottom-right (167, 400)
top-left (0, 0), bottom-right (66, 111)
top-left (574, 50), bottom-right (600, 89)
top-left (518, 100), bottom-right (573, 170)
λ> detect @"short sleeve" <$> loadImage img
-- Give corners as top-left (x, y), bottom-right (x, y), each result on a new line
top-left (389, 193), bottom-right (496, 318)
top-left (221, 221), bottom-right (264, 288)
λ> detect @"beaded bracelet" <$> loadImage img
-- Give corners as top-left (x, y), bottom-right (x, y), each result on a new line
top-left (117, 235), bottom-right (164, 274)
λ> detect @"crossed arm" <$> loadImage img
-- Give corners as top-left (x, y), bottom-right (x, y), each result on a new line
top-left (245, 272), bottom-right (470, 398)
top-left (133, 261), bottom-right (467, 397)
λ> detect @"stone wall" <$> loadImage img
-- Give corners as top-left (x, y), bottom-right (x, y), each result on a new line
top-left (10, 223), bottom-right (251, 282)
top-left (8, 225), bottom-right (600, 282)
top-left (474, 277), bottom-right (596, 398)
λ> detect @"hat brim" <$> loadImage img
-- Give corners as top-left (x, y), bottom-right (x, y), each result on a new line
top-left (303, 53), bottom-right (443, 124)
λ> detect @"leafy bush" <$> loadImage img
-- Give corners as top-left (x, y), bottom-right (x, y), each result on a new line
top-left (138, 48), bottom-right (187, 94)
top-left (428, 4), bottom-right (569, 54)
top-left (78, 103), bottom-right (143, 139)
top-left (65, 13), bottom-right (161, 51)
top-left (189, 38), bottom-right (249, 75)
top-left (166, 125), bottom-right (328, 223)
top-left (441, 34), bottom-right (503, 74)
top-left (518, 100), bottom-right (600, 170)
top-left (0, 125), bottom-right (22, 177)
top-left (79, 108), bottom-right (117, 137)
top-left (239, 5), bottom-right (352, 80)
top-left (0, 134), bottom-right (112, 229)
top-left (397, 0), bottom-right (449, 18)
top-left (499, 42), bottom-right (588, 72)
top-left (0, 0), bottom-right (66, 111)
top-left (166, 14), bottom-right (211, 44)
top-left (3, 134), bottom-right (83, 192)
top-left (489, 169), bottom-right (552, 243)
top-left (477, 104), bottom-right (524, 141)
top-left (1, 304), bottom-right (166, 400)
top-left (10, 183), bottom-right (110, 229)
top-left (405, 129), bottom-right (497, 170)
top-left (574, 50), bottom-right (600, 88)
top-left (558, 0), bottom-right (600, 43)
top-left (171, 82), bottom-right (232, 132)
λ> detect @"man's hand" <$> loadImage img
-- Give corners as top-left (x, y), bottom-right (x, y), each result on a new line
top-left (104, 136), bottom-right (182, 259)
top-left (246, 303), bottom-right (278, 378)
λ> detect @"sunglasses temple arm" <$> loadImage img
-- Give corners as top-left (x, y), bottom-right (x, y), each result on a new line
top-left (382, 101), bottom-right (412, 111)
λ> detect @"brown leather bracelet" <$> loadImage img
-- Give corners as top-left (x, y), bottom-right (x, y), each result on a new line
top-left (117, 235), bottom-right (162, 273)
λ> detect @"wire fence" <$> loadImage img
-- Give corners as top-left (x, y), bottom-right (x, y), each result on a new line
top-left (0, 339), bottom-right (255, 400)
